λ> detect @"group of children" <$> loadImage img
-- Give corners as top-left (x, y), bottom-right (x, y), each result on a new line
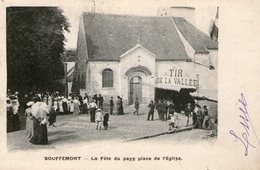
top-left (95, 109), bottom-right (109, 130)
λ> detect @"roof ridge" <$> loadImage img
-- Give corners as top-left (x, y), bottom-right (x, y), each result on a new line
top-left (83, 12), bottom-right (170, 19)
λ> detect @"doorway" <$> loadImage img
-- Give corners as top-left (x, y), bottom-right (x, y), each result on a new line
top-left (129, 76), bottom-right (142, 105)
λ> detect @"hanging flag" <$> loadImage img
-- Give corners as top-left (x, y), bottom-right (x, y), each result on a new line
top-left (209, 7), bottom-right (219, 41)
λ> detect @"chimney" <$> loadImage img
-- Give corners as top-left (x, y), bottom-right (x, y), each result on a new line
top-left (157, 6), bottom-right (196, 25)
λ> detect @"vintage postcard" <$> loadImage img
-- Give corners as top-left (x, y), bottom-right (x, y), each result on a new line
top-left (0, 0), bottom-right (260, 169)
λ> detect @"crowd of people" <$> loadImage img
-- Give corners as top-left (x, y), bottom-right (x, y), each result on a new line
top-left (143, 98), bottom-right (217, 132)
top-left (6, 89), bottom-right (128, 145)
top-left (6, 89), bottom-right (217, 146)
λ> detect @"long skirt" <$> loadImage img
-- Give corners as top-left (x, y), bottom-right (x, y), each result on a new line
top-left (12, 114), bottom-right (20, 131)
top-left (49, 113), bottom-right (56, 126)
top-left (62, 102), bottom-right (68, 114)
top-left (110, 106), bottom-right (113, 115)
top-left (117, 107), bottom-right (121, 115)
top-left (26, 117), bottom-right (34, 139)
top-left (82, 104), bottom-right (88, 114)
top-left (90, 108), bottom-right (96, 122)
top-left (7, 111), bottom-right (13, 133)
top-left (120, 105), bottom-right (124, 115)
top-left (73, 104), bottom-right (80, 115)
top-left (30, 118), bottom-right (48, 145)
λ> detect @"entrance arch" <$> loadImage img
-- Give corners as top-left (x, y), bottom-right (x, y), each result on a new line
top-left (129, 76), bottom-right (142, 105)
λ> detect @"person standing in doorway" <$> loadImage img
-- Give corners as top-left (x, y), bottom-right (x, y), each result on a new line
top-left (133, 98), bottom-right (140, 115)
top-left (110, 97), bottom-right (114, 115)
top-left (147, 100), bottom-right (155, 121)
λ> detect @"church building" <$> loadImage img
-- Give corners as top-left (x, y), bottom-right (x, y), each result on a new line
top-left (73, 7), bottom-right (218, 106)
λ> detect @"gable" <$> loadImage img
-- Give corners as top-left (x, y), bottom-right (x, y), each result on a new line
top-left (119, 44), bottom-right (156, 60)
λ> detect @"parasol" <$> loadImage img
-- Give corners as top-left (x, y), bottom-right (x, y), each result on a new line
top-left (31, 102), bottom-right (49, 119)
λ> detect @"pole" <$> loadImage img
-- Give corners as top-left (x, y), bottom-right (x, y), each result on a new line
top-left (64, 62), bottom-right (68, 98)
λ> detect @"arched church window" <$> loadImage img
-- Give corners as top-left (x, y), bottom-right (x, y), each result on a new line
top-left (102, 69), bottom-right (113, 87)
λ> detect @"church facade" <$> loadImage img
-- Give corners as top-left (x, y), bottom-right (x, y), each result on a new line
top-left (73, 11), bottom-right (218, 105)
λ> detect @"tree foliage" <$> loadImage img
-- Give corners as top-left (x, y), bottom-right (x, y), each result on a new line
top-left (7, 7), bottom-right (70, 93)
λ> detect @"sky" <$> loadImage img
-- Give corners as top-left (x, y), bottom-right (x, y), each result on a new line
top-left (61, 0), bottom-right (218, 49)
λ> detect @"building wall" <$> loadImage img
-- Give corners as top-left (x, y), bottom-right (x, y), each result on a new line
top-left (84, 46), bottom-right (157, 105)
top-left (119, 47), bottom-right (156, 104)
top-left (85, 61), bottom-right (119, 102)
top-left (85, 56), bottom-right (217, 105)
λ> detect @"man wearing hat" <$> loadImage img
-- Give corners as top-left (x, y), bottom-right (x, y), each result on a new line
top-left (185, 103), bottom-right (192, 126)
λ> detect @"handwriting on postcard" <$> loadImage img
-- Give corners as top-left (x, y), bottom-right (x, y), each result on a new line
top-left (230, 93), bottom-right (256, 156)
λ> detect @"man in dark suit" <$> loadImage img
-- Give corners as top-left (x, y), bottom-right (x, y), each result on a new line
top-left (110, 97), bottom-right (114, 115)
top-left (133, 98), bottom-right (140, 115)
top-left (147, 100), bottom-right (155, 121)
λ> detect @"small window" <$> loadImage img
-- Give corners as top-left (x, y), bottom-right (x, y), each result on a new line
top-left (102, 69), bottom-right (113, 87)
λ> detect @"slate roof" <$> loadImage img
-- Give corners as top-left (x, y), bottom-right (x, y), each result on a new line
top-left (82, 13), bottom-right (217, 61)
top-left (172, 17), bottom-right (218, 53)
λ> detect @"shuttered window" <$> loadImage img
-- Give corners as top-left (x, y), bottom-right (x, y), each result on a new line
top-left (102, 69), bottom-right (113, 87)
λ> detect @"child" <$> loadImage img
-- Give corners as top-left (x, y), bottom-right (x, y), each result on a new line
top-left (174, 112), bottom-right (180, 128)
top-left (95, 108), bottom-right (103, 130)
top-left (103, 112), bottom-right (109, 130)
top-left (168, 114), bottom-right (175, 131)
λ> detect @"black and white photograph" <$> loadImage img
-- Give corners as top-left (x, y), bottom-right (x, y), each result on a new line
top-left (1, 0), bottom-right (260, 170)
top-left (6, 3), bottom-right (219, 150)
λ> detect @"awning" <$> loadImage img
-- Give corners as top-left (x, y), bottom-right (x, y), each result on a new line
top-left (190, 90), bottom-right (217, 102)
top-left (156, 84), bottom-right (196, 91)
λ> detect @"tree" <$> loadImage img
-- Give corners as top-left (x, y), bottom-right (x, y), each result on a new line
top-left (7, 7), bottom-right (70, 93)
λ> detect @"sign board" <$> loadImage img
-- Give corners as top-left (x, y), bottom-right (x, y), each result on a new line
top-left (156, 67), bottom-right (198, 89)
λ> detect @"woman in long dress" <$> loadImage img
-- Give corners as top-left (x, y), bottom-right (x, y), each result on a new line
top-left (120, 97), bottom-right (124, 115)
top-left (11, 98), bottom-right (20, 131)
top-left (116, 96), bottom-right (121, 115)
top-left (53, 98), bottom-right (57, 111)
top-left (73, 98), bottom-right (80, 115)
top-left (58, 98), bottom-right (64, 114)
top-left (30, 116), bottom-right (48, 145)
top-left (70, 100), bottom-right (74, 113)
top-left (25, 101), bottom-right (34, 139)
top-left (30, 97), bottom-right (48, 145)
